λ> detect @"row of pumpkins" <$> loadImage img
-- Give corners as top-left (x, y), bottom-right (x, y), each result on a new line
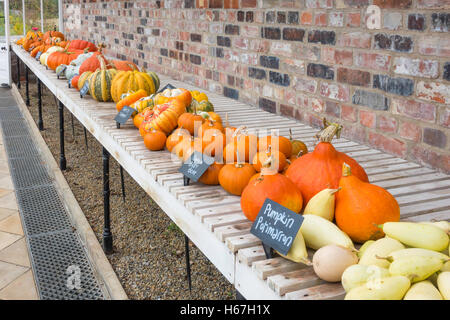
top-left (18, 29), bottom-right (449, 300)
top-left (17, 28), bottom-right (160, 103)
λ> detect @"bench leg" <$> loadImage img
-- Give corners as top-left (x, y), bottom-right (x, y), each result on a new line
top-left (25, 66), bottom-right (30, 106)
top-left (16, 54), bottom-right (21, 89)
top-left (84, 127), bottom-right (88, 150)
top-left (119, 165), bottom-right (126, 202)
top-left (185, 235), bottom-right (192, 291)
top-left (102, 147), bottom-right (113, 254)
top-left (37, 79), bottom-right (43, 131)
top-left (71, 114), bottom-right (75, 137)
top-left (58, 101), bottom-right (67, 170)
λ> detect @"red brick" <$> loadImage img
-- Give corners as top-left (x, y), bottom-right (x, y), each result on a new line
top-left (392, 98), bottom-right (436, 122)
top-left (338, 32), bottom-right (371, 48)
top-left (293, 77), bottom-right (317, 93)
top-left (417, 0), bottom-right (450, 9)
top-left (360, 110), bottom-right (376, 128)
top-left (411, 145), bottom-right (450, 173)
top-left (314, 13), bottom-right (328, 26)
top-left (319, 82), bottom-right (350, 102)
top-left (322, 48), bottom-right (353, 66)
top-left (341, 104), bottom-right (357, 122)
top-left (346, 12), bottom-right (361, 27)
top-left (399, 121), bottom-right (421, 142)
top-left (280, 104), bottom-right (294, 117)
top-left (354, 52), bottom-right (391, 72)
top-left (224, 0), bottom-right (238, 8)
top-left (423, 127), bottom-right (447, 148)
top-left (393, 57), bottom-right (439, 79)
top-left (418, 37), bottom-right (450, 57)
top-left (311, 98), bottom-right (325, 113)
top-left (373, 0), bottom-right (412, 8)
top-left (342, 125), bottom-right (366, 143)
top-left (196, 0), bottom-right (209, 8)
top-left (369, 132), bottom-right (407, 157)
top-left (300, 12), bottom-right (313, 25)
top-left (337, 68), bottom-right (371, 87)
top-left (417, 81), bottom-right (450, 104)
top-left (439, 108), bottom-right (450, 128)
top-left (241, 0), bottom-right (257, 7)
top-left (377, 115), bottom-right (397, 133)
top-left (306, 0), bottom-right (333, 8)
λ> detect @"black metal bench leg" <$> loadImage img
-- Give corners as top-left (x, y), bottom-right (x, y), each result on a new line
top-left (58, 101), bottom-right (67, 170)
top-left (185, 235), bottom-right (192, 291)
top-left (37, 79), bottom-right (43, 131)
top-left (119, 165), bottom-right (126, 202)
top-left (71, 114), bottom-right (75, 137)
top-left (25, 66), bottom-right (30, 106)
top-left (102, 147), bottom-right (113, 254)
top-left (84, 127), bottom-right (89, 150)
top-left (16, 54), bottom-right (21, 89)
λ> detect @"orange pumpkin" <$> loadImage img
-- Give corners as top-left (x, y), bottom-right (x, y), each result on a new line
top-left (65, 39), bottom-right (97, 52)
top-left (141, 100), bottom-right (186, 135)
top-left (290, 129), bottom-right (308, 157)
top-left (218, 161), bottom-right (256, 196)
top-left (177, 112), bottom-right (204, 136)
top-left (241, 171), bottom-right (303, 222)
top-left (110, 60), bottom-right (139, 71)
top-left (252, 148), bottom-right (287, 172)
top-left (173, 136), bottom-right (195, 160)
top-left (202, 129), bottom-right (226, 158)
top-left (285, 121), bottom-right (368, 208)
top-left (198, 163), bottom-right (224, 185)
top-left (258, 135), bottom-right (292, 158)
top-left (223, 129), bottom-right (258, 164)
top-left (43, 28), bottom-right (64, 42)
top-left (46, 50), bottom-right (83, 71)
top-left (197, 119), bottom-right (224, 138)
top-left (143, 130), bottom-right (167, 151)
top-left (134, 107), bottom-right (153, 129)
top-left (335, 163), bottom-right (400, 243)
top-left (71, 75), bottom-right (80, 89)
top-left (166, 128), bottom-right (191, 152)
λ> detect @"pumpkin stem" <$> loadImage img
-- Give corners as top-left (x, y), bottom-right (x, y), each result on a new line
top-left (342, 162), bottom-right (352, 177)
top-left (232, 126), bottom-right (247, 139)
top-left (289, 128), bottom-right (293, 141)
top-left (316, 118), bottom-right (343, 143)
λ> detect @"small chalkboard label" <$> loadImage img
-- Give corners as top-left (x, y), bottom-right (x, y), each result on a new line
top-left (80, 81), bottom-right (90, 98)
top-left (35, 51), bottom-right (42, 60)
top-left (157, 83), bottom-right (176, 93)
top-left (114, 106), bottom-right (135, 124)
top-left (250, 199), bottom-right (304, 256)
top-left (68, 75), bottom-right (76, 88)
top-left (57, 65), bottom-right (67, 79)
top-left (179, 151), bottom-right (214, 182)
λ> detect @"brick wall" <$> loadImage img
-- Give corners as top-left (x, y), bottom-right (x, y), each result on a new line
top-left (62, 0), bottom-right (450, 173)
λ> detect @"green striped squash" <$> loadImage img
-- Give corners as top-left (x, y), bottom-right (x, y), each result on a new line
top-left (88, 58), bottom-right (118, 102)
top-left (146, 71), bottom-right (160, 92)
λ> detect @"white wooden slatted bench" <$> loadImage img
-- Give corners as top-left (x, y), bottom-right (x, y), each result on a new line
top-left (11, 43), bottom-right (450, 300)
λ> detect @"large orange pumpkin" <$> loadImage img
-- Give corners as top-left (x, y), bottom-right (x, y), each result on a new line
top-left (335, 163), bottom-right (400, 243)
top-left (285, 121), bottom-right (368, 207)
top-left (241, 171), bottom-right (303, 222)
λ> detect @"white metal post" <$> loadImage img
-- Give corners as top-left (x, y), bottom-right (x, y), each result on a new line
top-left (40, 0), bottom-right (43, 31)
top-left (3, 0), bottom-right (12, 87)
top-left (21, 0), bottom-right (25, 35)
top-left (58, 0), bottom-right (63, 32)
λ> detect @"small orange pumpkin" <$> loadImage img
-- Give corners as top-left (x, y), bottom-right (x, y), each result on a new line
top-left (177, 112), bottom-right (204, 136)
top-left (252, 148), bottom-right (287, 172)
top-left (258, 135), bottom-right (292, 158)
top-left (166, 128), bottom-right (191, 152)
top-left (198, 162), bottom-right (224, 185)
top-left (218, 154), bottom-right (256, 196)
top-left (143, 129), bottom-right (167, 151)
top-left (335, 163), bottom-right (400, 243)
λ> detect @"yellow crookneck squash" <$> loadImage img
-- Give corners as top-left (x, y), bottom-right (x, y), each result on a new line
top-left (110, 70), bottom-right (159, 103)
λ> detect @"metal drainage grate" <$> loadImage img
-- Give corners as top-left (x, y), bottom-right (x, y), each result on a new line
top-left (1, 120), bottom-right (30, 137)
top-left (28, 231), bottom-right (104, 300)
top-left (0, 107), bottom-right (24, 120)
top-left (0, 95), bottom-right (105, 300)
top-left (15, 185), bottom-right (72, 236)
top-left (9, 157), bottom-right (53, 189)
top-left (4, 136), bottom-right (39, 159)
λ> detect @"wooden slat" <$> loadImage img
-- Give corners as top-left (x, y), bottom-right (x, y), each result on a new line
top-left (252, 257), bottom-right (305, 281)
top-left (267, 268), bottom-right (325, 296)
top-left (236, 246), bottom-right (266, 266)
top-left (285, 283), bottom-right (346, 300)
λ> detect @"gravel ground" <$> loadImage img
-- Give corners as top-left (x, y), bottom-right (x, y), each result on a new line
top-left (17, 79), bottom-right (235, 300)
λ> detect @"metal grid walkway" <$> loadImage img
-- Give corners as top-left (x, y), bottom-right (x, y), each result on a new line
top-left (0, 89), bottom-right (104, 300)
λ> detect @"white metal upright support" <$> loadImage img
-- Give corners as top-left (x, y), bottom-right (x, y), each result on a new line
top-left (21, 0), bottom-right (25, 35)
top-left (40, 0), bottom-right (43, 31)
top-left (3, 0), bottom-right (12, 87)
top-left (58, 0), bottom-right (63, 32)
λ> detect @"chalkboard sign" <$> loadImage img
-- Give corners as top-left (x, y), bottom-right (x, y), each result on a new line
top-left (114, 106), bottom-right (135, 125)
top-left (157, 83), bottom-right (176, 93)
top-left (80, 81), bottom-right (90, 98)
top-left (57, 65), bottom-right (67, 79)
top-left (250, 199), bottom-right (304, 256)
top-left (68, 75), bottom-right (75, 88)
top-left (178, 151), bottom-right (214, 182)
top-left (35, 51), bottom-right (42, 61)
